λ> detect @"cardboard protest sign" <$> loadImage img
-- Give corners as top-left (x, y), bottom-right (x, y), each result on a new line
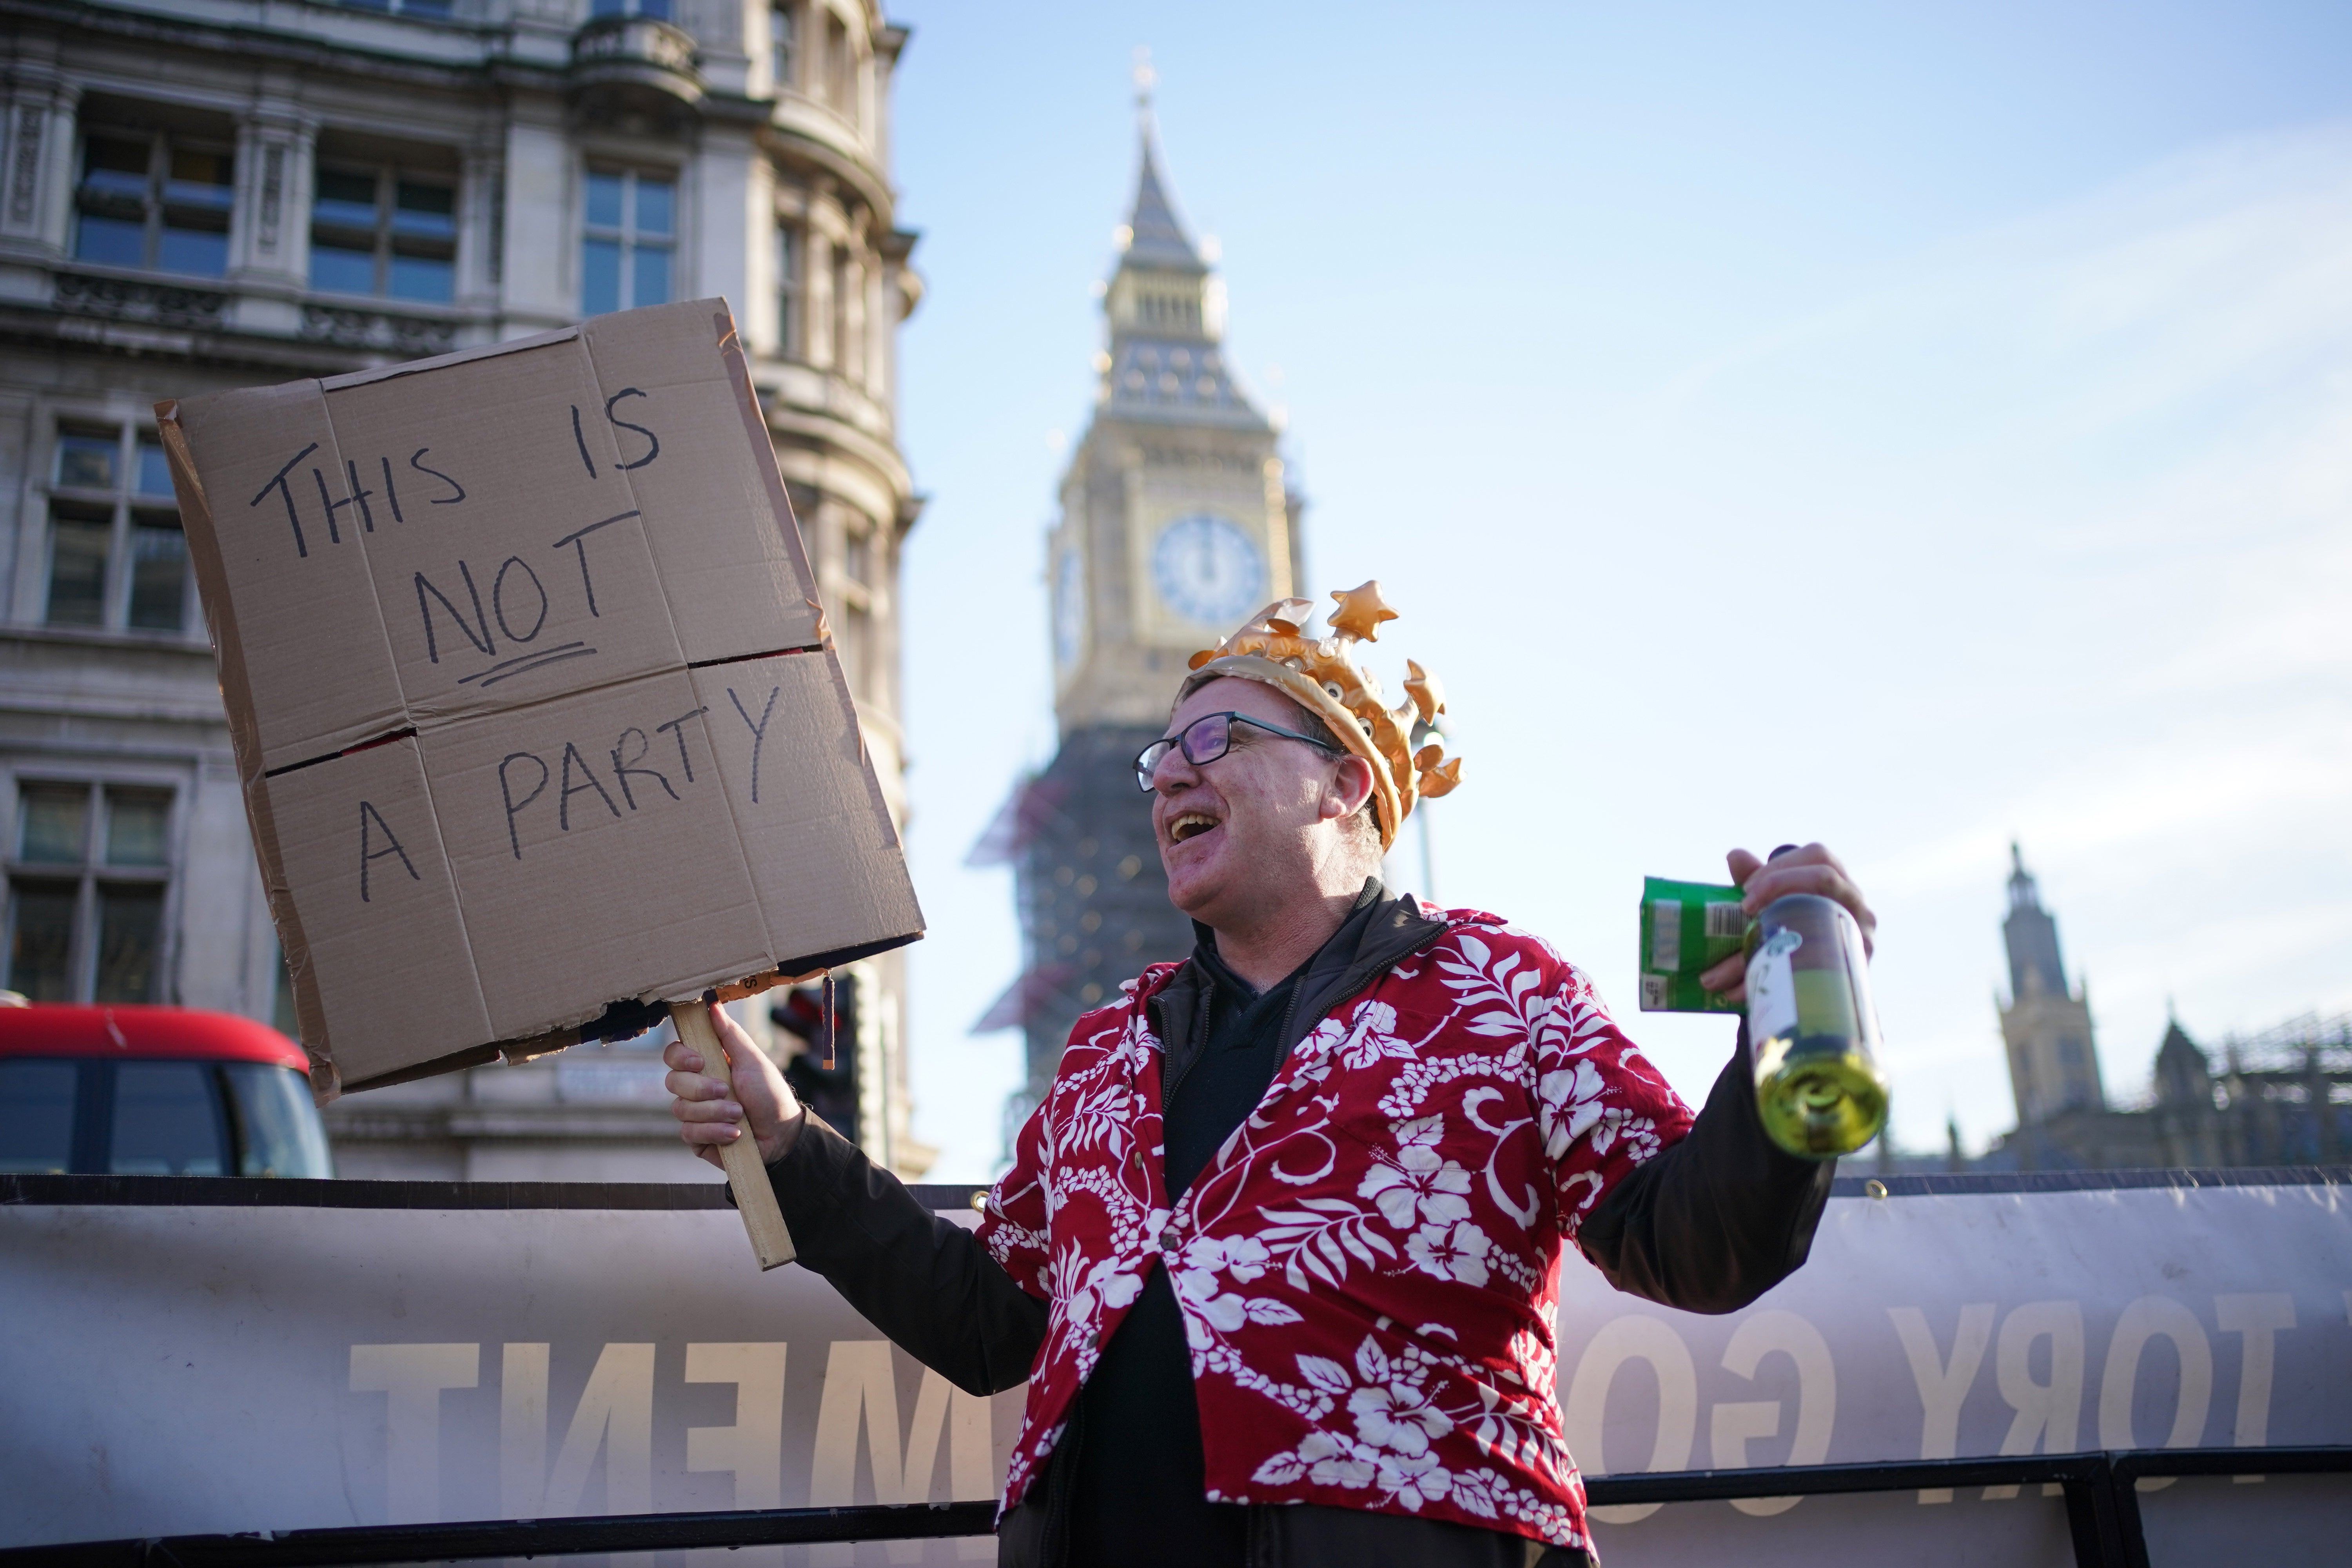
top-left (156, 301), bottom-right (924, 1107)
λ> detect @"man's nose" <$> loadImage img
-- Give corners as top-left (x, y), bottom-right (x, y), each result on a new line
top-left (1151, 744), bottom-right (1198, 795)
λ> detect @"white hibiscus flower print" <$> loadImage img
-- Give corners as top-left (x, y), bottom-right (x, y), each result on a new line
top-left (1294, 1428), bottom-right (1377, 1488)
top-left (1338, 1000), bottom-right (1420, 1069)
top-left (1172, 1262), bottom-right (1249, 1335)
top-left (1181, 1232), bottom-right (1272, 1284)
top-left (1169, 1235), bottom-right (1301, 1341)
top-left (1535, 1058), bottom-right (1608, 1159)
top-left (1357, 1115), bottom-right (1474, 1230)
top-left (1406, 1219), bottom-right (1493, 1287)
top-left (1375, 1448), bottom-right (1453, 1510)
top-left (1350, 1378), bottom-right (1451, 1457)
top-left (1066, 1253), bottom-right (1142, 1325)
top-left (1252, 1337), bottom-right (1465, 1511)
top-left (1297, 1015), bottom-right (1349, 1062)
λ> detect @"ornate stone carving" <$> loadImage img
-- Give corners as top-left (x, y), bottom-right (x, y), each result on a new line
top-left (53, 270), bottom-right (229, 328)
top-left (9, 107), bottom-right (42, 227)
top-left (573, 15), bottom-right (697, 73)
top-left (568, 15), bottom-right (704, 118)
top-left (299, 304), bottom-right (458, 354)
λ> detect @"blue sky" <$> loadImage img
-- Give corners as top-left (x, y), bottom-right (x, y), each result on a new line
top-left (882, 2), bottom-right (2352, 1180)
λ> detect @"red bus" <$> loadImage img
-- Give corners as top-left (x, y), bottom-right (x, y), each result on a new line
top-left (0, 1002), bottom-right (331, 1178)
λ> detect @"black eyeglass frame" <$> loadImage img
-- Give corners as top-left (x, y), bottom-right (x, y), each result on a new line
top-left (1133, 710), bottom-right (1345, 792)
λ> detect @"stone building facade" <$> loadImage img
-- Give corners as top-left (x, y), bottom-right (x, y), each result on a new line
top-left (973, 102), bottom-right (1304, 1135)
top-left (1977, 847), bottom-right (2347, 1172)
top-left (0, 0), bottom-right (930, 1178)
top-left (1985, 1010), bottom-right (2352, 1172)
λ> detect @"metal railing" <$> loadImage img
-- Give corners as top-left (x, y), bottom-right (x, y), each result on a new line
top-left (12, 1445), bottom-right (2343, 1567)
top-left (1586, 1445), bottom-right (2349, 1568)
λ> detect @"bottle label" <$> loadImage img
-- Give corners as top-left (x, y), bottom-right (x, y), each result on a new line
top-left (1746, 926), bottom-right (1802, 1043)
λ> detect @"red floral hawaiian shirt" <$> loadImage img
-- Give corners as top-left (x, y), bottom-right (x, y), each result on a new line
top-left (976, 905), bottom-right (1697, 1556)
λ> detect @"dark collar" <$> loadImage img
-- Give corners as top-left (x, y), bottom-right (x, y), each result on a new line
top-left (1151, 881), bottom-right (1448, 1082)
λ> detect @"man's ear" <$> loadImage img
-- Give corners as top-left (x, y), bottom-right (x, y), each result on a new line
top-left (1321, 754), bottom-right (1377, 821)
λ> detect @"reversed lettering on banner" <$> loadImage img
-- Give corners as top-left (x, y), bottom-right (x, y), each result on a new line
top-left (5, 1184), bottom-right (2347, 1564)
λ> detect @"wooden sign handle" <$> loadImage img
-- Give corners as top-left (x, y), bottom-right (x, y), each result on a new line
top-left (674, 998), bottom-right (797, 1270)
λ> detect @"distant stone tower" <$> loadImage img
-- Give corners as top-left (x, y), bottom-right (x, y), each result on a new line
top-left (1998, 844), bottom-right (2105, 1124)
top-left (2150, 1014), bottom-right (2223, 1167)
top-left (974, 76), bottom-right (1304, 1132)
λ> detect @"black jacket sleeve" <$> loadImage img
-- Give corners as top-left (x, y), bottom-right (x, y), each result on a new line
top-left (1575, 1026), bottom-right (1835, 1314)
top-left (760, 1115), bottom-right (1048, 1396)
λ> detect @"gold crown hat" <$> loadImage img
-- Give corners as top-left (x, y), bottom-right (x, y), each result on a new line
top-left (1182, 581), bottom-right (1462, 851)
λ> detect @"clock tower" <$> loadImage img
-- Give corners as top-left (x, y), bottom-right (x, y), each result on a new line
top-left (976, 82), bottom-right (1305, 1130)
top-left (1050, 109), bottom-right (1301, 728)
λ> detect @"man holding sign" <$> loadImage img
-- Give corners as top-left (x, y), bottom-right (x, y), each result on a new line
top-left (669, 588), bottom-right (1875, 1567)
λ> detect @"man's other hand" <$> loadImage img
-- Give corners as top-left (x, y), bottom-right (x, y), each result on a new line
top-left (1698, 843), bottom-right (1878, 1003)
top-left (664, 1004), bottom-right (805, 1169)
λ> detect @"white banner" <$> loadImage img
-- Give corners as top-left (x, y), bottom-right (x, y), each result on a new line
top-left (0, 1173), bottom-right (2344, 1564)
top-left (1557, 1174), bottom-right (2348, 1566)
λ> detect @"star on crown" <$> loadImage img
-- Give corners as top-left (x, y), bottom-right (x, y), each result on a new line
top-left (1327, 581), bottom-right (1399, 644)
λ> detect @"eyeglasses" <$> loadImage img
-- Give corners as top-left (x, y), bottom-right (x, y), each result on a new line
top-left (1134, 711), bottom-right (1343, 792)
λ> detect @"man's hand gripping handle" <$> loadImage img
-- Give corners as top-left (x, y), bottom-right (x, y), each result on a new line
top-left (671, 998), bottom-right (797, 1270)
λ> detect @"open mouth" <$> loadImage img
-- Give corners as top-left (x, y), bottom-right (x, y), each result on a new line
top-left (1167, 811), bottom-right (1220, 844)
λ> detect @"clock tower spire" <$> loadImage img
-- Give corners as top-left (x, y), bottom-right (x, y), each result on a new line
top-left (1049, 78), bottom-right (1301, 731)
top-left (977, 78), bottom-right (1307, 1133)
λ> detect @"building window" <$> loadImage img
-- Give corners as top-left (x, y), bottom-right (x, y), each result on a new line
top-left (45, 425), bottom-right (188, 634)
top-left (73, 129), bottom-right (234, 278)
top-left (836, 521), bottom-right (873, 699)
top-left (309, 163), bottom-right (458, 304)
top-left (825, 11), bottom-right (856, 118)
top-left (6, 781), bottom-right (173, 1004)
top-left (582, 169), bottom-right (675, 317)
top-left (833, 249), bottom-right (860, 378)
top-left (775, 222), bottom-right (802, 358)
top-left (771, 2), bottom-right (798, 89)
top-left (590, 0), bottom-right (674, 19)
top-left (843, 526), bottom-right (871, 590)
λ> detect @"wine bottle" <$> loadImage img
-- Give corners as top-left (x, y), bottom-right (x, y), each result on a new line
top-left (1744, 893), bottom-right (1889, 1159)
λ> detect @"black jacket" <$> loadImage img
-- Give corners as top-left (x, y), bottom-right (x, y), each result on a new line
top-left (763, 888), bottom-right (1833, 1566)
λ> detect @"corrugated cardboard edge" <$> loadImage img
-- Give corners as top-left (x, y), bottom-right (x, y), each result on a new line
top-left (156, 401), bottom-right (342, 1106)
top-left (712, 309), bottom-right (915, 866)
top-left (711, 307), bottom-right (824, 628)
top-left (317, 321), bottom-right (581, 394)
top-left (338, 930), bottom-right (919, 1095)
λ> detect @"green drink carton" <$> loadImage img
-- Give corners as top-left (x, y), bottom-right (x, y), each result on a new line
top-left (1637, 877), bottom-right (1748, 1014)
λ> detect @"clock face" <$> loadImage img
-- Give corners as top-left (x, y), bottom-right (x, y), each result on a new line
top-left (1151, 513), bottom-right (1265, 627)
top-left (1053, 547), bottom-right (1085, 667)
